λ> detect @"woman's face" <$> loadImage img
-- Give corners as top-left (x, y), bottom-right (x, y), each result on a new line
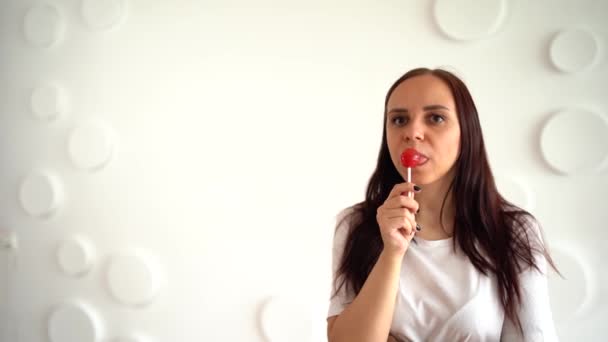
top-left (385, 74), bottom-right (461, 186)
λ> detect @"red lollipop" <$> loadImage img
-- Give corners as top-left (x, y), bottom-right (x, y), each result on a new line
top-left (401, 148), bottom-right (424, 168)
top-left (400, 148), bottom-right (425, 198)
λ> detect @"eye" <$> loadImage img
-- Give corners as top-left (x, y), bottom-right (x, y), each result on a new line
top-left (391, 115), bottom-right (408, 126)
top-left (428, 113), bottom-right (445, 124)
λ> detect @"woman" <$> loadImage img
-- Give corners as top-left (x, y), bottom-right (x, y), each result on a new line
top-left (327, 68), bottom-right (558, 342)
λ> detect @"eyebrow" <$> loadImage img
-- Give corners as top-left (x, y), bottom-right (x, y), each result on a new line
top-left (388, 105), bottom-right (451, 114)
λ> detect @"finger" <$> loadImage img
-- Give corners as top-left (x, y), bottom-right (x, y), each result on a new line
top-left (383, 195), bottom-right (420, 213)
top-left (398, 225), bottom-right (416, 239)
top-left (399, 184), bottom-right (422, 197)
top-left (397, 195), bottom-right (420, 213)
top-left (383, 217), bottom-right (414, 235)
top-left (396, 217), bottom-right (415, 235)
top-left (405, 215), bottom-right (417, 235)
top-left (394, 227), bottom-right (411, 241)
top-left (383, 207), bottom-right (416, 221)
top-left (400, 214), bottom-right (417, 239)
top-left (397, 224), bottom-right (416, 241)
top-left (386, 182), bottom-right (420, 200)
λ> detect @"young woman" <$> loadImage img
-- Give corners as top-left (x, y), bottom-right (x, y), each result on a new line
top-left (327, 68), bottom-right (558, 342)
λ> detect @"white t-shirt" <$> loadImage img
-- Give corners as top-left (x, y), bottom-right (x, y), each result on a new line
top-left (328, 210), bottom-right (558, 342)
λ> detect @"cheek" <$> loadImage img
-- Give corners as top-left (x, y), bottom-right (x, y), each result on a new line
top-left (445, 132), bottom-right (461, 160)
top-left (452, 136), bottom-right (462, 158)
top-left (387, 143), bottom-right (400, 165)
top-left (386, 132), bottom-right (400, 154)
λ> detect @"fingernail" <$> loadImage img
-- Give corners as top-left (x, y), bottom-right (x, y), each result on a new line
top-left (414, 185), bottom-right (422, 192)
top-left (416, 224), bottom-right (422, 231)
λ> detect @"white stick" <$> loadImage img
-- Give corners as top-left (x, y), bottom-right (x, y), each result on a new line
top-left (407, 167), bottom-right (413, 198)
top-left (406, 167), bottom-right (421, 232)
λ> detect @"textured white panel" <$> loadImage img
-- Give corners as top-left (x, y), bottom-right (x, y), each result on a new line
top-left (23, 3), bottom-right (65, 48)
top-left (57, 236), bottom-right (95, 277)
top-left (1, 2), bottom-right (606, 341)
top-left (113, 334), bottom-right (148, 342)
top-left (550, 28), bottom-right (599, 73)
top-left (31, 83), bottom-right (68, 122)
top-left (107, 253), bottom-right (160, 307)
top-left (0, 229), bottom-right (18, 250)
top-left (68, 121), bottom-right (116, 172)
top-left (540, 109), bottom-right (608, 174)
top-left (19, 171), bottom-right (63, 218)
top-left (260, 296), bottom-right (313, 342)
top-left (433, 0), bottom-right (506, 41)
top-left (495, 176), bottom-right (534, 210)
top-left (48, 301), bottom-right (101, 342)
top-left (82, 0), bottom-right (129, 31)
top-left (548, 243), bottom-right (598, 323)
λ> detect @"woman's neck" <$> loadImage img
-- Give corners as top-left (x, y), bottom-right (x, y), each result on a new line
top-left (413, 174), bottom-right (456, 239)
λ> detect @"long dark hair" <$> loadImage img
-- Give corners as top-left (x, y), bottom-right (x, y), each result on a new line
top-left (333, 68), bottom-right (557, 334)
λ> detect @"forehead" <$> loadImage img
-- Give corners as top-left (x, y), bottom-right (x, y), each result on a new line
top-left (387, 74), bottom-right (455, 110)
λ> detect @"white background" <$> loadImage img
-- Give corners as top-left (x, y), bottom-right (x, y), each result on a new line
top-left (1, 0), bottom-right (607, 341)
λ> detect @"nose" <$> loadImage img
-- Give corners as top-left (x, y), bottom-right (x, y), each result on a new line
top-left (403, 118), bottom-right (424, 142)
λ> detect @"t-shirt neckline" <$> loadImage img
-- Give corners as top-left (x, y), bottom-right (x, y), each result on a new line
top-left (413, 236), bottom-right (454, 248)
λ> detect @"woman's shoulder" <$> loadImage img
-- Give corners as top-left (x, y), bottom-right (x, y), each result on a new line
top-left (502, 206), bottom-right (550, 272)
top-left (335, 203), bottom-right (365, 229)
top-left (516, 215), bottom-right (544, 243)
top-left (502, 204), bottom-right (543, 238)
top-left (332, 203), bottom-right (366, 243)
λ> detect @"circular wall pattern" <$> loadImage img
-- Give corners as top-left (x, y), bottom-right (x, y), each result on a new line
top-left (107, 253), bottom-right (160, 307)
top-left (48, 301), bottom-right (101, 342)
top-left (19, 170), bottom-right (63, 218)
top-left (540, 109), bottom-right (608, 174)
top-left (57, 236), bottom-right (95, 277)
top-left (259, 296), bottom-right (313, 342)
top-left (495, 176), bottom-right (534, 210)
top-left (548, 243), bottom-right (598, 323)
top-left (31, 83), bottom-right (68, 121)
top-left (433, 0), bottom-right (507, 41)
top-left (68, 121), bottom-right (116, 172)
top-left (550, 28), bottom-right (599, 73)
top-left (82, 0), bottom-right (129, 31)
top-left (24, 3), bottom-right (65, 48)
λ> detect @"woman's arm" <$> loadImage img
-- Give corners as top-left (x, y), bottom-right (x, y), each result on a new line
top-left (500, 255), bottom-right (559, 341)
top-left (327, 317), bottom-right (401, 342)
top-left (327, 183), bottom-right (419, 342)
top-left (327, 250), bottom-right (403, 342)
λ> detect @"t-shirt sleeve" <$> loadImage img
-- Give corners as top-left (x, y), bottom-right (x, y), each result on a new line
top-left (327, 208), bottom-right (356, 318)
top-left (500, 219), bottom-right (559, 342)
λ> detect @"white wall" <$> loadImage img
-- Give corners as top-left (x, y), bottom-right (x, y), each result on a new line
top-left (0, 0), bottom-right (607, 341)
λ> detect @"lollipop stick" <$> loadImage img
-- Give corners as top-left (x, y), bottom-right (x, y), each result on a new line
top-left (407, 167), bottom-right (413, 198)
top-left (406, 167), bottom-right (421, 232)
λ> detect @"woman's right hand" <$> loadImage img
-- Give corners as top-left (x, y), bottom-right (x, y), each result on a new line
top-left (376, 182), bottom-right (420, 258)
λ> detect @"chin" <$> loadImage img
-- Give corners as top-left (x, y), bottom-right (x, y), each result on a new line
top-left (399, 171), bottom-right (432, 185)
top-left (409, 169), bottom-right (448, 186)
top-left (411, 176), bottom-right (436, 186)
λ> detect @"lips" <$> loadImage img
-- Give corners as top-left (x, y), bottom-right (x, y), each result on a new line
top-left (400, 148), bottom-right (429, 168)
